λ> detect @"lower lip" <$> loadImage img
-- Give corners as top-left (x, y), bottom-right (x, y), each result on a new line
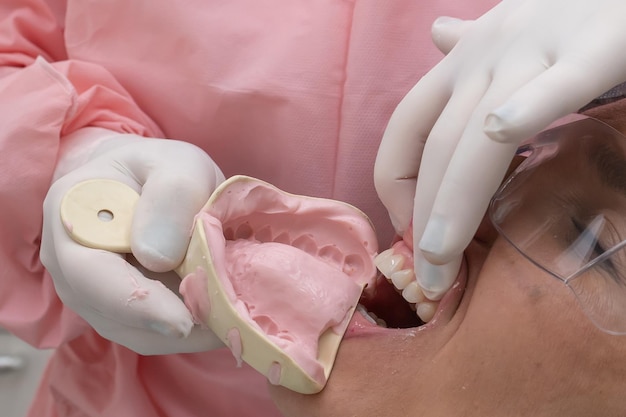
top-left (343, 259), bottom-right (468, 338)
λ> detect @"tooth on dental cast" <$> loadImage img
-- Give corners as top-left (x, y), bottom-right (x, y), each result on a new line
top-left (416, 301), bottom-right (437, 323)
top-left (292, 234), bottom-right (318, 256)
top-left (254, 224), bottom-right (273, 242)
top-left (374, 249), bottom-right (404, 278)
top-left (235, 222), bottom-right (254, 239)
top-left (318, 244), bottom-right (344, 264)
top-left (401, 281), bottom-right (425, 304)
top-left (390, 269), bottom-right (414, 290)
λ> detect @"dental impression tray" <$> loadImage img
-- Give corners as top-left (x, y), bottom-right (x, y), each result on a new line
top-left (60, 175), bottom-right (378, 394)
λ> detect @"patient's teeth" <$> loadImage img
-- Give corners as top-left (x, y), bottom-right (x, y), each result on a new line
top-left (373, 249), bottom-right (393, 272)
top-left (390, 269), bottom-right (414, 290)
top-left (357, 305), bottom-right (378, 325)
top-left (416, 301), bottom-right (437, 323)
top-left (401, 281), bottom-right (425, 304)
top-left (356, 305), bottom-right (387, 327)
top-left (374, 249), bottom-right (404, 278)
top-left (367, 311), bottom-right (388, 328)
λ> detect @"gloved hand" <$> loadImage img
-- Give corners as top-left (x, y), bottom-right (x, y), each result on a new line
top-left (374, 0), bottom-right (626, 300)
top-left (41, 127), bottom-right (225, 354)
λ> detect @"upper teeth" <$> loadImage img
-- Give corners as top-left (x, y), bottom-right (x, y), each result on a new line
top-left (402, 281), bottom-right (425, 304)
top-left (390, 269), bottom-right (414, 290)
top-left (373, 249), bottom-right (404, 274)
top-left (374, 248), bottom-right (439, 323)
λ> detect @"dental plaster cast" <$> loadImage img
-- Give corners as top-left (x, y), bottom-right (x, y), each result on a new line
top-left (61, 175), bottom-right (379, 394)
top-left (375, 0), bottom-right (626, 302)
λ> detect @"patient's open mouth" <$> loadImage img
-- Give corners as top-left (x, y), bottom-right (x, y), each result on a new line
top-left (207, 176), bottom-right (467, 336)
top-left (355, 262), bottom-right (468, 332)
top-left (365, 239), bottom-right (467, 327)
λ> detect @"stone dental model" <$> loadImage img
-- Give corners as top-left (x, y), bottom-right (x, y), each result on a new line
top-left (60, 175), bottom-right (379, 394)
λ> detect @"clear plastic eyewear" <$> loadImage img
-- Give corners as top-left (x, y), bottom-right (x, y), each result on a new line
top-left (489, 117), bottom-right (626, 335)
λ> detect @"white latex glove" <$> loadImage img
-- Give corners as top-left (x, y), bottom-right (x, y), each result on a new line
top-left (41, 127), bottom-right (225, 355)
top-left (375, 0), bottom-right (626, 300)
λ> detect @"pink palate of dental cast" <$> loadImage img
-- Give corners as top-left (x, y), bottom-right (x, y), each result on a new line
top-left (179, 177), bottom-right (378, 388)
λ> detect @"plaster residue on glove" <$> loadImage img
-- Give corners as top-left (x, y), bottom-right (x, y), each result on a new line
top-left (179, 176), bottom-right (378, 389)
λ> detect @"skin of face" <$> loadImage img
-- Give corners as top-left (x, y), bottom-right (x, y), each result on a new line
top-left (269, 104), bottom-right (626, 417)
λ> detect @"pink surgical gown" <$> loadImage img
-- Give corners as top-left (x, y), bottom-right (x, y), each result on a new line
top-left (0, 0), bottom-right (497, 415)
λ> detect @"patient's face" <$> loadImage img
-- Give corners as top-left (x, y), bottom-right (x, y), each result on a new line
top-left (270, 118), bottom-right (626, 417)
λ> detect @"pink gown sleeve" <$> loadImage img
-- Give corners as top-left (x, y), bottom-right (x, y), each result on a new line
top-left (0, 0), bottom-right (163, 348)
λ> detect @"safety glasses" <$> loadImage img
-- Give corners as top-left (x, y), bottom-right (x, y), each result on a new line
top-left (489, 117), bottom-right (626, 335)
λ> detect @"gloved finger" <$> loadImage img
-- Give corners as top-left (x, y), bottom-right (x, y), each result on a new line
top-left (375, 66), bottom-right (453, 233)
top-left (43, 207), bottom-right (223, 354)
top-left (81, 309), bottom-right (223, 355)
top-left (484, 58), bottom-right (626, 144)
top-left (415, 253), bottom-right (463, 301)
top-left (408, 74), bottom-right (492, 300)
top-left (51, 216), bottom-right (197, 338)
top-left (417, 54), bottom-right (557, 265)
top-left (431, 17), bottom-right (474, 55)
top-left (413, 59), bottom-right (541, 297)
top-left (419, 121), bottom-right (518, 265)
top-left (411, 72), bottom-right (493, 245)
top-left (120, 141), bottom-right (225, 272)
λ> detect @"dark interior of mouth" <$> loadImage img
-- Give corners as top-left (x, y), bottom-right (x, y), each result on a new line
top-left (360, 275), bottom-right (425, 328)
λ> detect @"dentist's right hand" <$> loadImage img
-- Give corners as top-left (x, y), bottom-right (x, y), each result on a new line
top-left (41, 127), bottom-right (226, 355)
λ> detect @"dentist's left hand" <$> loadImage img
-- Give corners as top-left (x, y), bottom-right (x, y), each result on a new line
top-left (375, 0), bottom-right (626, 301)
top-left (41, 127), bottom-right (225, 355)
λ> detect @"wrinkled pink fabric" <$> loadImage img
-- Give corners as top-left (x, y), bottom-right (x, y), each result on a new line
top-left (0, 0), bottom-right (498, 415)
